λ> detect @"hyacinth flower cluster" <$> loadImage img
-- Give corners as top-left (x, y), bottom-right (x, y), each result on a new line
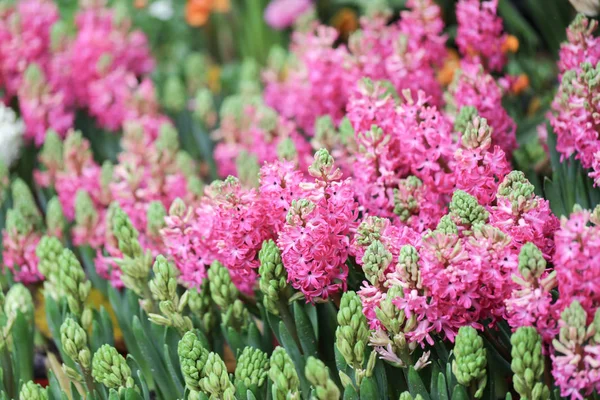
top-left (31, 123), bottom-right (198, 287)
top-left (0, 0), bottom-right (158, 145)
top-left (549, 14), bottom-right (600, 185)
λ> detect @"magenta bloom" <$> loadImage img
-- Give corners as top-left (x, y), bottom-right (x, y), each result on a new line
top-left (264, 0), bottom-right (312, 30)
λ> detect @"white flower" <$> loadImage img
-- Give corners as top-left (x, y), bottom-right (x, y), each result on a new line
top-left (148, 0), bottom-right (174, 21)
top-left (569, 0), bottom-right (600, 16)
top-left (0, 103), bottom-right (25, 167)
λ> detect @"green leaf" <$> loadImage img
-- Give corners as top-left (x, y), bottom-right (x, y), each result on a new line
top-left (437, 373), bottom-right (449, 400)
top-left (127, 356), bottom-right (150, 400)
top-left (293, 302), bottom-right (318, 358)
top-left (343, 384), bottom-right (359, 400)
top-left (123, 388), bottom-right (144, 400)
top-left (450, 385), bottom-right (469, 400)
top-left (278, 321), bottom-right (310, 396)
top-left (70, 382), bottom-right (82, 400)
top-left (223, 325), bottom-right (245, 357)
top-left (246, 389), bottom-right (257, 400)
top-left (11, 311), bottom-right (34, 385)
top-left (407, 367), bottom-right (431, 400)
top-left (359, 376), bottom-right (379, 400)
top-left (373, 358), bottom-right (389, 400)
top-left (163, 343), bottom-right (185, 394)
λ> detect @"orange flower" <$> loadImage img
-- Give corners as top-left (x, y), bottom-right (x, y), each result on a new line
top-left (212, 0), bottom-right (230, 13)
top-left (437, 49), bottom-right (460, 86)
top-left (511, 74), bottom-right (530, 95)
top-left (501, 34), bottom-right (519, 54)
top-left (134, 0), bottom-right (147, 9)
top-left (331, 8), bottom-right (359, 40)
top-left (186, 0), bottom-right (212, 27)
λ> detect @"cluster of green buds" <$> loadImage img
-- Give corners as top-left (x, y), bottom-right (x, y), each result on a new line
top-left (0, 161), bottom-right (8, 203)
top-left (459, 112), bottom-right (492, 150)
top-left (60, 317), bottom-right (94, 390)
top-left (258, 240), bottom-right (289, 315)
top-left (92, 344), bottom-right (137, 394)
top-left (44, 196), bottom-right (66, 238)
top-left (335, 291), bottom-right (374, 386)
top-left (452, 326), bottom-right (487, 398)
top-left (188, 280), bottom-right (216, 333)
top-left (19, 381), bottom-right (48, 400)
top-left (111, 204), bottom-right (154, 309)
top-left (74, 190), bottom-right (99, 239)
top-left (3, 283), bottom-right (34, 324)
top-left (355, 216), bottom-right (387, 248)
top-left (162, 74), bottom-right (186, 113)
top-left (399, 392), bottom-right (425, 400)
top-left (193, 88), bottom-right (217, 127)
top-left (305, 356), bottom-right (340, 400)
top-left (235, 347), bottom-right (270, 396)
top-left (308, 148), bottom-right (341, 181)
top-left (393, 176), bottom-right (423, 223)
top-left (38, 129), bottom-right (63, 179)
top-left (58, 248), bottom-right (92, 327)
top-left (208, 261), bottom-right (249, 332)
top-left (362, 240), bottom-right (392, 287)
top-left (396, 245), bottom-right (422, 290)
top-left (146, 201), bottom-right (167, 241)
top-left (513, 243), bottom-right (556, 291)
top-left (497, 171), bottom-right (537, 213)
top-left (454, 106), bottom-right (478, 135)
top-left (148, 255), bottom-right (193, 334)
top-left (10, 178), bottom-right (43, 231)
top-left (552, 301), bottom-right (600, 370)
top-left (236, 150), bottom-right (260, 188)
top-left (511, 327), bottom-right (550, 400)
top-left (35, 235), bottom-right (64, 299)
top-left (371, 285), bottom-right (425, 369)
top-left (449, 190), bottom-right (489, 232)
top-left (269, 347), bottom-right (301, 400)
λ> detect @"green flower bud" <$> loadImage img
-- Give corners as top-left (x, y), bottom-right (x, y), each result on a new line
top-left (267, 46), bottom-right (288, 74)
top-left (188, 280), bottom-right (215, 332)
top-left (45, 196), bottom-right (65, 236)
top-left (61, 317), bottom-right (91, 370)
top-left (149, 255), bottom-right (178, 303)
top-left (269, 347), bottom-right (300, 400)
top-left (276, 137), bottom-right (297, 162)
top-left (258, 240), bottom-right (288, 315)
top-left (4, 283), bottom-right (33, 322)
top-left (200, 352), bottom-right (235, 398)
top-left (286, 199), bottom-right (316, 225)
top-left (24, 63), bottom-right (45, 94)
top-left (355, 216), bottom-right (386, 247)
top-left (454, 106), bottom-right (478, 134)
top-left (100, 161), bottom-right (114, 193)
top-left (207, 261), bottom-right (238, 310)
top-left (5, 208), bottom-right (32, 236)
top-left (397, 245), bottom-right (421, 289)
top-left (308, 148), bottom-right (338, 180)
top-left (374, 285), bottom-right (405, 335)
top-left (176, 151), bottom-right (196, 178)
top-left (338, 117), bottom-right (355, 146)
top-left (305, 356), bottom-right (340, 400)
top-left (11, 177), bottom-right (42, 229)
top-left (449, 190), bottom-right (489, 228)
top-left (557, 300), bottom-right (588, 345)
top-left (362, 240), bottom-right (392, 286)
top-left (452, 326), bottom-right (487, 398)
top-left (511, 327), bottom-right (549, 400)
top-left (399, 393), bottom-right (424, 400)
top-left (19, 381), bottom-right (48, 400)
top-left (187, 176), bottom-right (204, 199)
top-left (236, 150), bottom-right (260, 188)
top-left (193, 88), bottom-right (215, 124)
top-left (111, 205), bottom-right (143, 259)
top-left (336, 291), bottom-right (370, 369)
top-left (92, 344), bottom-right (136, 391)
top-left (39, 129), bottom-right (63, 171)
top-left (36, 235), bottom-right (64, 278)
top-left (178, 331), bottom-right (209, 392)
top-left (518, 243), bottom-right (546, 282)
top-left (434, 215), bottom-right (458, 235)
top-left (239, 58), bottom-right (260, 84)
top-left (592, 308), bottom-right (600, 343)
top-left (0, 161), bottom-right (8, 203)
top-left (75, 190), bottom-right (98, 229)
top-left (223, 299), bottom-right (250, 331)
top-left (163, 75), bottom-right (186, 112)
top-left (184, 52), bottom-right (207, 92)
top-left (393, 176), bottom-right (422, 222)
top-left (50, 20), bottom-right (68, 52)
top-left (146, 201), bottom-right (167, 238)
top-left (591, 204), bottom-right (600, 225)
top-left (235, 347), bottom-right (270, 389)
top-left (497, 171), bottom-right (536, 212)
top-left (155, 123), bottom-right (180, 155)
top-left (315, 115), bottom-right (336, 142)
top-left (461, 115), bottom-right (492, 150)
top-left (58, 248), bottom-right (91, 318)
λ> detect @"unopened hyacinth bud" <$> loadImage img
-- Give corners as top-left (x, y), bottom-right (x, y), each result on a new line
top-left (336, 291), bottom-right (370, 370)
top-left (207, 261), bottom-right (238, 310)
top-left (100, 160), bottom-right (113, 192)
top-left (393, 176), bottom-right (422, 222)
top-left (498, 171), bottom-right (536, 211)
top-left (92, 345), bottom-right (136, 391)
top-left (45, 196), bottom-right (65, 237)
top-left (314, 115), bottom-right (336, 147)
top-left (267, 46), bottom-right (288, 75)
top-left (36, 235), bottom-right (63, 280)
top-left (258, 240), bottom-right (288, 315)
top-left (5, 208), bottom-right (31, 236)
top-left (434, 215), bottom-right (459, 235)
top-left (156, 123), bottom-right (180, 156)
top-left (399, 393), bottom-right (424, 400)
top-left (362, 240), bottom-right (392, 286)
top-left (163, 75), bottom-right (186, 112)
top-left (178, 331), bottom-right (209, 392)
top-left (305, 356), bottom-right (340, 400)
top-left (556, 300), bottom-right (587, 345)
top-left (518, 243), bottom-right (546, 281)
top-left (511, 327), bottom-right (550, 400)
top-left (286, 199), bottom-right (316, 225)
top-left (149, 255), bottom-right (178, 303)
top-left (184, 52), bottom-right (207, 91)
top-left (235, 347), bottom-right (270, 389)
top-left (75, 190), bottom-right (98, 229)
top-left (454, 106), bottom-right (478, 135)
top-left (591, 204), bottom-right (600, 225)
top-left (188, 280), bottom-right (215, 332)
top-left (146, 201), bottom-right (167, 238)
top-left (223, 298), bottom-right (250, 331)
top-left (309, 148), bottom-right (340, 181)
top-left (193, 88), bottom-right (215, 125)
top-left (269, 347), bottom-right (300, 400)
top-left (61, 317), bottom-right (91, 370)
top-left (449, 190), bottom-right (489, 228)
top-left (4, 283), bottom-right (33, 322)
top-left (39, 129), bottom-right (63, 175)
top-left (374, 285), bottom-right (407, 336)
top-left (11, 178), bottom-right (42, 229)
top-left (0, 162), bottom-right (8, 201)
top-left (397, 245), bottom-right (422, 289)
top-left (58, 248), bottom-right (91, 320)
top-left (19, 381), bottom-right (48, 400)
top-left (236, 151), bottom-right (260, 188)
top-left (461, 115), bottom-right (492, 150)
top-left (199, 352), bottom-right (235, 399)
top-left (112, 205), bottom-right (143, 259)
top-left (355, 216), bottom-right (386, 247)
top-left (452, 326), bottom-right (487, 398)
top-left (277, 137), bottom-right (298, 162)
top-left (592, 309), bottom-right (600, 343)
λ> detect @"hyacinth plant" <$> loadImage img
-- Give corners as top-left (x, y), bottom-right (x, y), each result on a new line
top-left (2, 0), bottom-right (600, 399)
